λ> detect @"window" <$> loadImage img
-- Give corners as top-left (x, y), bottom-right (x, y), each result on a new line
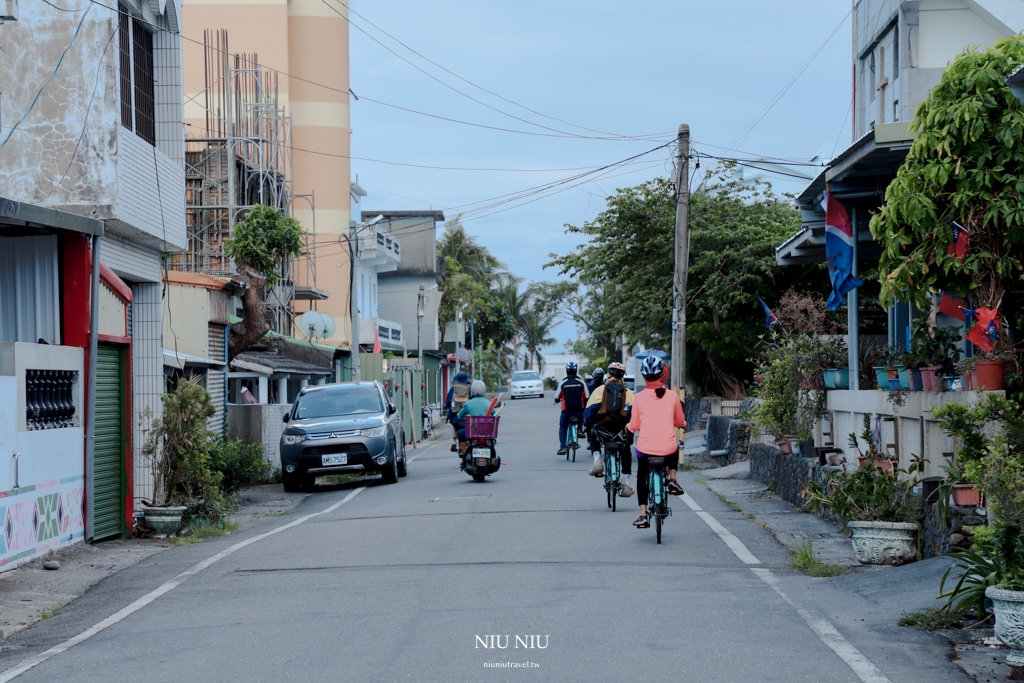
top-left (892, 24), bottom-right (899, 75)
top-left (117, 6), bottom-right (156, 145)
top-left (894, 99), bottom-right (900, 122)
top-left (293, 386), bottom-right (384, 419)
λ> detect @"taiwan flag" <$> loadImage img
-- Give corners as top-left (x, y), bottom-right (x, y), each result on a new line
top-left (962, 307), bottom-right (1001, 354)
top-left (948, 221), bottom-right (970, 262)
top-left (823, 193), bottom-right (863, 310)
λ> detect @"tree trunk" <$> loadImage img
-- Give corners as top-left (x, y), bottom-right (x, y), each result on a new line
top-left (228, 266), bottom-right (269, 362)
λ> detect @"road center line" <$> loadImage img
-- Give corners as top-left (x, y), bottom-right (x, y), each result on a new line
top-left (0, 486), bottom-right (368, 683)
top-left (751, 568), bottom-right (892, 683)
top-left (680, 493), bottom-right (761, 565)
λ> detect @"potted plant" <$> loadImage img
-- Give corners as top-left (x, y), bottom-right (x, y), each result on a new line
top-left (877, 346), bottom-right (903, 390)
top-left (805, 455), bottom-right (925, 566)
top-left (957, 357), bottom-right (977, 391)
top-left (976, 349), bottom-right (1012, 391)
top-left (939, 432), bottom-right (1024, 666)
top-left (848, 415), bottom-right (894, 474)
top-left (141, 377), bottom-right (227, 537)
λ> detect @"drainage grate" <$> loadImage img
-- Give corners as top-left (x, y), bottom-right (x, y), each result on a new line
top-left (431, 495), bottom-right (491, 502)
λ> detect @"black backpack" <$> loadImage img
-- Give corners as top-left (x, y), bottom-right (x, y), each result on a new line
top-left (599, 380), bottom-right (628, 422)
top-left (560, 376), bottom-right (587, 411)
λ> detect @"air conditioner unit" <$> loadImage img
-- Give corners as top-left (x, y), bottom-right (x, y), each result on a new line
top-left (1, 0), bottom-right (18, 23)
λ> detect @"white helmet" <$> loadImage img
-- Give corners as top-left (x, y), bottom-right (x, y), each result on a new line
top-left (470, 380), bottom-right (487, 397)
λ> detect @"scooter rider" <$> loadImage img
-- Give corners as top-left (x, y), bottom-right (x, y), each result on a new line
top-left (555, 362), bottom-right (589, 456)
top-left (456, 380), bottom-right (491, 460)
top-left (445, 370), bottom-right (472, 452)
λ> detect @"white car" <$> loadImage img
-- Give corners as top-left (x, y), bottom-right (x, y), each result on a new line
top-left (509, 371), bottom-right (544, 399)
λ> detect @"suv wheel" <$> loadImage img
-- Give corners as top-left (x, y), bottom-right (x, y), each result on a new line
top-left (381, 452), bottom-right (399, 485)
top-left (282, 470), bottom-right (303, 493)
top-left (397, 444), bottom-right (408, 477)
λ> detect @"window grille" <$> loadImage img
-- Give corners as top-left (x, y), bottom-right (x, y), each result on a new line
top-left (131, 18), bottom-right (155, 145)
top-left (26, 370), bottom-right (78, 430)
top-left (117, 6), bottom-right (132, 131)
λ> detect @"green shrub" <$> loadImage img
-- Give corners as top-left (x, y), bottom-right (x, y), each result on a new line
top-left (210, 439), bottom-right (270, 492)
top-left (803, 459), bottom-right (925, 528)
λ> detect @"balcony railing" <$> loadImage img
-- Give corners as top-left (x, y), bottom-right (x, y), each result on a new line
top-left (26, 369), bottom-right (78, 430)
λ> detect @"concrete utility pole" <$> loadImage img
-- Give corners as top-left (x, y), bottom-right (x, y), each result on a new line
top-left (671, 124), bottom-right (690, 395)
top-left (416, 284), bottom-right (425, 368)
top-left (349, 221), bottom-right (360, 382)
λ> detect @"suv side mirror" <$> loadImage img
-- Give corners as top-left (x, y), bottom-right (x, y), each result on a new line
top-left (388, 404), bottom-right (397, 415)
top-left (282, 413), bottom-right (290, 423)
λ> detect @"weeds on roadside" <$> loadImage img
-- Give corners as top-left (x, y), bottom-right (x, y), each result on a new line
top-left (678, 461), bottom-right (701, 472)
top-left (789, 539), bottom-right (847, 577)
top-left (323, 473), bottom-right (362, 485)
top-left (898, 608), bottom-right (968, 630)
top-left (713, 491), bottom-right (743, 512)
top-left (169, 520), bottom-right (239, 546)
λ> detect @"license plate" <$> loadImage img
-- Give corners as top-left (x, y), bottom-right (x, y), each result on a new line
top-left (472, 448), bottom-right (490, 457)
top-left (322, 453), bottom-right (348, 466)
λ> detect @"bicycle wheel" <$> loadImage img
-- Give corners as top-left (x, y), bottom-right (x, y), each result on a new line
top-left (656, 510), bottom-right (663, 543)
top-left (611, 482), bottom-right (617, 512)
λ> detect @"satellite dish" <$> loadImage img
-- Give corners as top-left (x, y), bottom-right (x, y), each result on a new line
top-left (299, 311), bottom-right (328, 339)
top-left (320, 314), bottom-right (337, 339)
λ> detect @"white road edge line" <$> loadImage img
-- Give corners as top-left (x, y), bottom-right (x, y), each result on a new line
top-left (0, 486), bottom-right (368, 683)
top-left (680, 493), bottom-right (761, 565)
top-left (751, 568), bottom-right (892, 683)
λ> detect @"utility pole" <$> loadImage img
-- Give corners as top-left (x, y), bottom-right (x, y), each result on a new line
top-left (416, 284), bottom-right (425, 369)
top-left (671, 124), bottom-right (690, 395)
top-left (469, 317), bottom-right (476, 380)
top-left (349, 220), bottom-right (360, 382)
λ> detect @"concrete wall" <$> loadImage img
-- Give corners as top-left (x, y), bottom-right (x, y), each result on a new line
top-left (377, 272), bottom-right (440, 351)
top-left (0, 369), bottom-right (87, 573)
top-left (163, 283), bottom-right (210, 360)
top-left (0, 2), bottom-right (185, 251)
top-left (131, 282), bottom-right (164, 505)
top-left (226, 403), bottom-right (290, 466)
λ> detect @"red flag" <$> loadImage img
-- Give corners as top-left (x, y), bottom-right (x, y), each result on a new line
top-left (938, 293), bottom-right (966, 322)
top-left (965, 307), bottom-right (1000, 354)
top-left (373, 328), bottom-right (382, 353)
top-left (948, 221), bottom-right (969, 262)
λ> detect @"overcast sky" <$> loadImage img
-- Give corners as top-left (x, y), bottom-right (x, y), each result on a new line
top-left (349, 0), bottom-right (854, 352)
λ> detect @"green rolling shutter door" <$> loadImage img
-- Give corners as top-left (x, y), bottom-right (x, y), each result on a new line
top-left (94, 344), bottom-right (125, 540)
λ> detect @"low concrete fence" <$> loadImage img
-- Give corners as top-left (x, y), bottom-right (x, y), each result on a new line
top-left (751, 442), bottom-right (980, 557)
top-left (226, 403), bottom-right (291, 467)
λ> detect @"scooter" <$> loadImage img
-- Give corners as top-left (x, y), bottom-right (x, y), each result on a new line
top-left (463, 414), bottom-right (501, 483)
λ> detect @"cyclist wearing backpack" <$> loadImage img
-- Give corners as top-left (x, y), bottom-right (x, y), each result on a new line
top-left (627, 356), bottom-right (686, 529)
top-left (584, 362), bottom-right (634, 482)
top-left (555, 362), bottom-right (589, 455)
top-left (445, 371), bottom-right (472, 452)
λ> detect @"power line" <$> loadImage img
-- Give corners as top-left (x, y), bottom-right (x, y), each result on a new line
top-left (727, 8), bottom-right (852, 151)
top-left (324, 0), bottom-right (670, 141)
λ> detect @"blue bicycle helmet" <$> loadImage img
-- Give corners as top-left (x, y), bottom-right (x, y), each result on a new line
top-left (640, 356), bottom-right (665, 378)
top-left (565, 361), bottom-right (578, 373)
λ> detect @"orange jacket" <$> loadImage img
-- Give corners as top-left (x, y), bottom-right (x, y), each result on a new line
top-left (627, 381), bottom-right (685, 456)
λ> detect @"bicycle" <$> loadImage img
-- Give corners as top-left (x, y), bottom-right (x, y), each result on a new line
top-left (646, 456), bottom-right (672, 543)
top-left (565, 415), bottom-right (581, 462)
top-left (595, 425), bottom-right (626, 511)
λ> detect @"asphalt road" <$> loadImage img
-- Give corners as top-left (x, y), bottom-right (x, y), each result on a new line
top-left (0, 396), bottom-right (969, 682)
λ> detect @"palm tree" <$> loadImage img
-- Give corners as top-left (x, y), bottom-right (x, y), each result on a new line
top-left (438, 215), bottom-right (505, 286)
top-left (496, 277), bottom-right (529, 372)
top-left (520, 306), bottom-right (558, 373)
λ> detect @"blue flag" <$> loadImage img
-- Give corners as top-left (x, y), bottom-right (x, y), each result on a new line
top-left (823, 193), bottom-right (862, 310)
top-left (757, 297), bottom-right (778, 329)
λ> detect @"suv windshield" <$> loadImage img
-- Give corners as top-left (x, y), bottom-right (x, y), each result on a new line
top-left (512, 372), bottom-right (541, 382)
top-left (293, 387), bottom-right (384, 419)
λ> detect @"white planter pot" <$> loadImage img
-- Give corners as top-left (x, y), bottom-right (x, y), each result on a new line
top-left (846, 521), bottom-right (918, 566)
top-left (141, 505), bottom-right (187, 537)
top-left (986, 587), bottom-right (1024, 667)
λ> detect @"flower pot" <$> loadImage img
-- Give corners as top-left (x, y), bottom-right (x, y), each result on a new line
top-left (951, 483), bottom-right (982, 507)
top-left (909, 368), bottom-right (923, 391)
top-left (943, 375), bottom-right (960, 391)
top-left (857, 455), bottom-right (894, 475)
top-left (971, 370), bottom-right (979, 389)
top-left (898, 367), bottom-right (911, 390)
top-left (141, 506), bottom-right (187, 537)
top-left (776, 439), bottom-right (793, 455)
top-left (986, 587), bottom-right (1024, 667)
top-left (873, 366), bottom-right (889, 390)
top-left (790, 439), bottom-right (814, 458)
top-left (847, 521), bottom-right (918, 565)
top-left (823, 368), bottom-right (850, 390)
top-left (920, 366), bottom-right (938, 391)
top-left (976, 361), bottom-right (1006, 391)
top-left (961, 371), bottom-right (973, 391)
